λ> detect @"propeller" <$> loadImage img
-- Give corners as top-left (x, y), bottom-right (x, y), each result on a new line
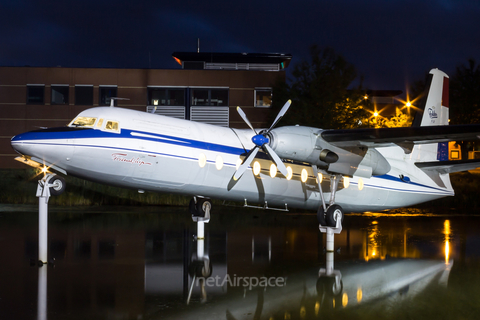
top-left (233, 100), bottom-right (291, 180)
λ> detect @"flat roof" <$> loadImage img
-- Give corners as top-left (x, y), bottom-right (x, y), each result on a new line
top-left (172, 52), bottom-right (292, 68)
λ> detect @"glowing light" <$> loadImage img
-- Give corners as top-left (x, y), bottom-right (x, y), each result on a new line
top-left (269, 164), bottom-right (277, 178)
top-left (373, 112), bottom-right (378, 117)
top-left (42, 166), bottom-right (48, 173)
top-left (444, 219), bottom-right (451, 264)
top-left (215, 155), bottom-right (223, 170)
top-left (445, 240), bottom-right (450, 264)
top-left (358, 178), bottom-right (364, 190)
top-left (315, 302), bottom-right (320, 315)
top-left (286, 166), bottom-right (293, 180)
top-left (301, 168), bottom-right (308, 183)
top-left (406, 101), bottom-right (411, 107)
top-left (300, 306), bottom-right (306, 318)
top-left (317, 172), bottom-right (323, 183)
top-left (198, 153), bottom-right (206, 168)
top-left (173, 56), bottom-right (182, 65)
top-left (236, 158), bottom-right (242, 170)
top-left (253, 161), bottom-right (261, 175)
top-left (342, 293), bottom-right (348, 307)
top-left (343, 177), bottom-right (350, 188)
top-left (364, 94), bottom-right (368, 100)
top-left (357, 288), bottom-right (363, 303)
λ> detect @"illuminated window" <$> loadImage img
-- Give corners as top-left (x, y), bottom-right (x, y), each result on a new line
top-left (255, 88), bottom-right (272, 107)
top-left (70, 116), bottom-right (97, 127)
top-left (27, 85), bottom-right (45, 105)
top-left (450, 150), bottom-right (460, 159)
top-left (100, 86), bottom-right (117, 106)
top-left (51, 85), bottom-right (69, 105)
top-left (105, 120), bottom-right (120, 132)
top-left (96, 118), bottom-right (104, 128)
top-left (75, 85), bottom-right (93, 105)
top-left (147, 87), bottom-right (185, 106)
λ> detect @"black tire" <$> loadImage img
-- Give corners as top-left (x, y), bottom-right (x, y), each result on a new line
top-left (325, 205), bottom-right (343, 227)
top-left (317, 206), bottom-right (327, 226)
top-left (48, 175), bottom-right (66, 196)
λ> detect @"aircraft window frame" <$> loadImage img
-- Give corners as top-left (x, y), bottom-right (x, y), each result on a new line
top-left (69, 116), bottom-right (98, 128)
top-left (104, 120), bottom-right (120, 133)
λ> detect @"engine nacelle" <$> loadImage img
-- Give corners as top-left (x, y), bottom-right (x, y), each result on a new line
top-left (269, 126), bottom-right (390, 178)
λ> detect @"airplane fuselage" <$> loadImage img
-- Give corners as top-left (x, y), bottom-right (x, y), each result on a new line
top-left (11, 107), bottom-right (453, 213)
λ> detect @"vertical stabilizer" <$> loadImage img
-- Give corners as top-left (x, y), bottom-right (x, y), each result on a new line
top-left (412, 68), bottom-right (450, 127)
top-left (410, 69), bottom-right (450, 163)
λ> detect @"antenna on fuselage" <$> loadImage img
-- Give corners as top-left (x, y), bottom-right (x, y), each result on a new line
top-left (109, 97), bottom-right (130, 107)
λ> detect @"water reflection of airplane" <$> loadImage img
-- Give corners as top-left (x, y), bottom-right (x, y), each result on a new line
top-left (158, 253), bottom-right (452, 320)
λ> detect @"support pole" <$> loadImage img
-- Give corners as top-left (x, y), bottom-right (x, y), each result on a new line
top-left (319, 214), bottom-right (343, 252)
top-left (36, 174), bottom-right (53, 264)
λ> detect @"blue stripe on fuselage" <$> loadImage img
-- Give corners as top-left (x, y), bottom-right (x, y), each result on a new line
top-left (12, 126), bottom-right (246, 155)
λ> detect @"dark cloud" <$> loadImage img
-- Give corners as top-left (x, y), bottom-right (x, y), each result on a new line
top-left (1, 0), bottom-right (479, 90)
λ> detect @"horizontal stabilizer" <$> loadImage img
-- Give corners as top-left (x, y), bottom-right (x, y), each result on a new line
top-left (321, 124), bottom-right (480, 151)
top-left (415, 159), bottom-right (480, 174)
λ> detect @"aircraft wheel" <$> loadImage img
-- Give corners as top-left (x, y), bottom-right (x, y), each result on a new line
top-left (317, 206), bottom-right (327, 226)
top-left (192, 198), bottom-right (211, 218)
top-left (48, 175), bottom-right (66, 196)
top-left (325, 205), bottom-right (344, 227)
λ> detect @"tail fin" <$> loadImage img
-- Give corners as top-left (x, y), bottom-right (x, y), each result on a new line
top-left (410, 68), bottom-right (450, 163)
top-left (412, 68), bottom-right (450, 127)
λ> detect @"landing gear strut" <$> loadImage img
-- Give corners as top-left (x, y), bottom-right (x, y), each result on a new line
top-left (312, 166), bottom-right (344, 228)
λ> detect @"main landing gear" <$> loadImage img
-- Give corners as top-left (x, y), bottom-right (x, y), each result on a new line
top-left (312, 165), bottom-right (344, 229)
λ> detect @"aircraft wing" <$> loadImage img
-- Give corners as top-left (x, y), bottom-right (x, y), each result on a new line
top-left (415, 159), bottom-right (480, 174)
top-left (321, 124), bottom-right (480, 151)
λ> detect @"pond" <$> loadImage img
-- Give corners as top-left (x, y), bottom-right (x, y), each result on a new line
top-left (0, 205), bottom-right (479, 319)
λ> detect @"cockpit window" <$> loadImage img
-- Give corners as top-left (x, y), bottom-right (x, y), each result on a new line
top-left (69, 116), bottom-right (97, 127)
top-left (105, 120), bottom-right (120, 132)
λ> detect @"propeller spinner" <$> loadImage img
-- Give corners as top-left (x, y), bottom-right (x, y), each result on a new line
top-left (233, 100), bottom-right (291, 180)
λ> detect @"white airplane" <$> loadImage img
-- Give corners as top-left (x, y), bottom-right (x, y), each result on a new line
top-left (10, 68), bottom-right (480, 227)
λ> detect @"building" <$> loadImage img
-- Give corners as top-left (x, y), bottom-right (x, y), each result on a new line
top-left (0, 52), bottom-right (292, 168)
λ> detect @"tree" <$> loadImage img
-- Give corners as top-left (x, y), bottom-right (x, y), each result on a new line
top-left (271, 46), bottom-right (371, 129)
top-left (450, 59), bottom-right (480, 159)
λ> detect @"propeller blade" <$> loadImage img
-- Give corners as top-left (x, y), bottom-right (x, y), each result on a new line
top-left (236, 107), bottom-right (257, 134)
top-left (264, 144), bottom-right (288, 177)
top-left (268, 100), bottom-right (291, 132)
top-left (233, 147), bottom-right (260, 180)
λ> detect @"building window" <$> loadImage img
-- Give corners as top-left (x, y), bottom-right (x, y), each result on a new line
top-left (51, 85), bottom-right (69, 105)
top-left (255, 88), bottom-right (272, 107)
top-left (100, 86), bottom-right (117, 106)
top-left (27, 85), bottom-right (45, 105)
top-left (75, 85), bottom-right (93, 105)
top-left (148, 87), bottom-right (185, 106)
top-left (191, 88), bottom-right (228, 106)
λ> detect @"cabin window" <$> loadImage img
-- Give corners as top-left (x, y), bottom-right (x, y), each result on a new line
top-left (105, 120), bottom-right (120, 133)
top-left (69, 116), bottom-right (97, 127)
top-left (96, 118), bottom-right (104, 128)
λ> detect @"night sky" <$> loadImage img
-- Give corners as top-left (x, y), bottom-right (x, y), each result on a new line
top-left (1, 0), bottom-right (479, 90)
